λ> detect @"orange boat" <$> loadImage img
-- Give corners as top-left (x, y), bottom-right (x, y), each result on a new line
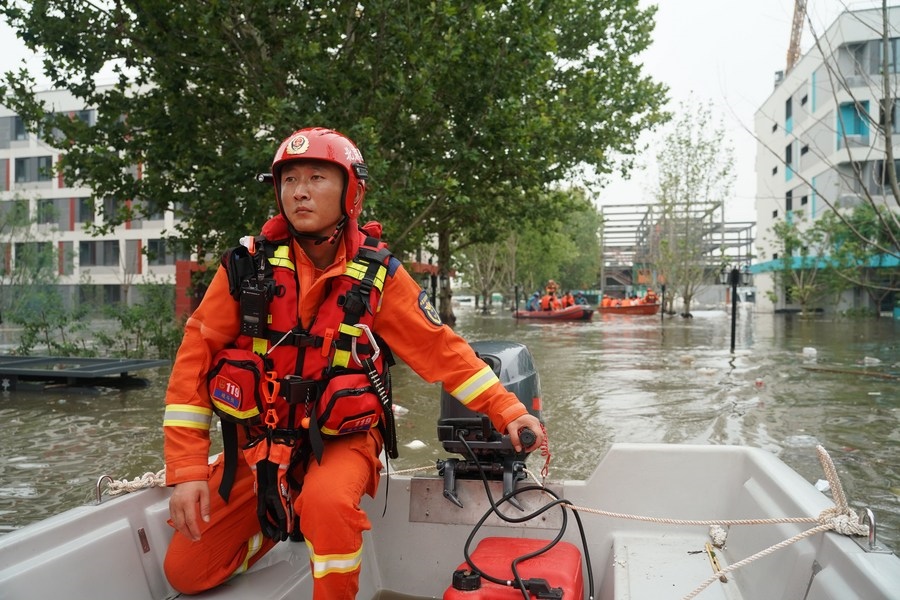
top-left (513, 305), bottom-right (594, 321)
top-left (598, 302), bottom-right (660, 316)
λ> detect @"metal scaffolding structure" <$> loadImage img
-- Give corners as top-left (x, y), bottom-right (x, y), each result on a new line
top-left (598, 202), bottom-right (755, 289)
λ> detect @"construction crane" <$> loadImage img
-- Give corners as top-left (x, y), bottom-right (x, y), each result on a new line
top-left (786, 0), bottom-right (808, 73)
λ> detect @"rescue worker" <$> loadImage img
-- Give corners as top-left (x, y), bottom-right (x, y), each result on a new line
top-left (540, 291), bottom-right (561, 311)
top-left (561, 290), bottom-right (575, 308)
top-left (162, 127), bottom-right (544, 599)
top-left (525, 291), bottom-right (541, 311)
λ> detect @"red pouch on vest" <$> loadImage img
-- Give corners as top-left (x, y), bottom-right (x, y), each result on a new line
top-left (317, 373), bottom-right (382, 436)
top-left (208, 349), bottom-right (265, 424)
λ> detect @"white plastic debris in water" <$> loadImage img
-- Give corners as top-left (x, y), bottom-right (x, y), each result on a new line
top-left (802, 347), bottom-right (817, 358)
top-left (392, 404), bottom-right (410, 417)
top-left (863, 356), bottom-right (881, 366)
top-left (815, 479), bottom-right (831, 492)
top-left (405, 439), bottom-right (427, 450)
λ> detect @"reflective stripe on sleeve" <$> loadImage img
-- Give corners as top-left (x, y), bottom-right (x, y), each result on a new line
top-left (163, 404), bottom-right (213, 430)
top-left (305, 540), bottom-right (363, 578)
top-left (449, 365), bottom-right (499, 406)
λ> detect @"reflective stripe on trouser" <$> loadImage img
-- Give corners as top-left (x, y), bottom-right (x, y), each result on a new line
top-left (295, 430), bottom-right (384, 600)
top-left (163, 455), bottom-right (277, 595)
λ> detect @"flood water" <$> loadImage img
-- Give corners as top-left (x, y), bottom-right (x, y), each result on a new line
top-left (1, 307), bottom-right (898, 549)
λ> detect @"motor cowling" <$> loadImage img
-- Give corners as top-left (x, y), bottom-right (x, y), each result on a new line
top-left (436, 341), bottom-right (543, 508)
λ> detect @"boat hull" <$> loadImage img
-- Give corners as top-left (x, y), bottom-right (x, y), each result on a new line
top-left (513, 305), bottom-right (594, 321)
top-left (2, 444), bottom-right (898, 600)
top-left (598, 302), bottom-right (660, 316)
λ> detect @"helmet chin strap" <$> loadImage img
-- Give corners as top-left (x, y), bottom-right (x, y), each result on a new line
top-left (285, 214), bottom-right (348, 246)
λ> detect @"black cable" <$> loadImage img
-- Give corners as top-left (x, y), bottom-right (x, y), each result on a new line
top-left (455, 430), bottom-right (595, 600)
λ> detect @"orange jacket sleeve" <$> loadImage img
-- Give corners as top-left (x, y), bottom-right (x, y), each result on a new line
top-left (372, 265), bottom-right (528, 434)
top-left (163, 266), bottom-right (241, 485)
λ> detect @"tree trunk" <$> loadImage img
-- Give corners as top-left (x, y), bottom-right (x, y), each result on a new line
top-left (438, 228), bottom-right (456, 326)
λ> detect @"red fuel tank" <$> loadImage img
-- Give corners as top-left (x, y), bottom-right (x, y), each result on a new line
top-left (443, 537), bottom-right (584, 599)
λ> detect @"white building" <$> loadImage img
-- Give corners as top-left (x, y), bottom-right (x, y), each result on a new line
top-left (754, 6), bottom-right (900, 314)
top-left (1, 87), bottom-right (186, 309)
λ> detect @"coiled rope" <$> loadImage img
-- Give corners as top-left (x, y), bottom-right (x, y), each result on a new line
top-left (104, 469), bottom-right (167, 496)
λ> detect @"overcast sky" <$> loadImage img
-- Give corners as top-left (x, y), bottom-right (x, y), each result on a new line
top-left (0, 2), bottom-right (891, 223)
top-left (603, 0), bottom-right (891, 222)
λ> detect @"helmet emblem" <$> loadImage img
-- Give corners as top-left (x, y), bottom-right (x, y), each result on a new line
top-left (285, 134), bottom-right (310, 155)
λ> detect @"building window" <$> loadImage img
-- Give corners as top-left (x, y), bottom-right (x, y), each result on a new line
top-left (76, 198), bottom-right (94, 223)
top-left (801, 195), bottom-right (808, 206)
top-left (37, 198), bottom-right (58, 224)
top-left (102, 240), bottom-right (120, 266)
top-left (800, 94), bottom-right (808, 106)
top-left (13, 116), bottom-right (28, 141)
top-left (786, 190), bottom-right (793, 212)
top-left (800, 144), bottom-right (809, 155)
top-left (79, 241), bottom-right (98, 266)
top-left (772, 165), bottom-right (778, 175)
top-left (837, 100), bottom-right (870, 148)
top-left (785, 143), bottom-right (793, 181)
top-left (14, 241), bottom-right (54, 273)
top-left (14, 156), bottom-right (53, 183)
top-left (2, 199), bottom-right (30, 225)
top-left (785, 97), bottom-right (793, 134)
top-left (773, 210), bottom-right (779, 218)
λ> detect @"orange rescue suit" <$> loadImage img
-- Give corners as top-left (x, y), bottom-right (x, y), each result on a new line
top-left (163, 220), bottom-right (529, 599)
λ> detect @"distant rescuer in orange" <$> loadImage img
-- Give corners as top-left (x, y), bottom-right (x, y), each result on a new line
top-left (161, 127), bottom-right (545, 599)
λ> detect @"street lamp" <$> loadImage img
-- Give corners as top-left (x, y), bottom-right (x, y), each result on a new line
top-left (719, 266), bottom-right (752, 353)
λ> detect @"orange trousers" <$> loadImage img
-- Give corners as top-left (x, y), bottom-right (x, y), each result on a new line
top-left (164, 430), bottom-right (383, 599)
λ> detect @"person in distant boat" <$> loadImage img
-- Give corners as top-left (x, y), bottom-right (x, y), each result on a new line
top-left (561, 290), bottom-right (575, 308)
top-left (540, 291), bottom-right (561, 311)
top-left (161, 127), bottom-right (544, 600)
top-left (525, 291), bottom-right (541, 311)
top-left (574, 292), bottom-right (588, 305)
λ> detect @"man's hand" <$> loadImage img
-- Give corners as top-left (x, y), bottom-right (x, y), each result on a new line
top-left (169, 480), bottom-right (211, 541)
top-left (506, 414), bottom-right (545, 453)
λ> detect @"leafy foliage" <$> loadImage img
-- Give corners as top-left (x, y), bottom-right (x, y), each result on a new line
top-left (650, 99), bottom-right (735, 314)
top-left (1, 0), bottom-right (668, 265)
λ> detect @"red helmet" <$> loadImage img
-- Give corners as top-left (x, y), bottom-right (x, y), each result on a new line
top-left (271, 127), bottom-right (368, 220)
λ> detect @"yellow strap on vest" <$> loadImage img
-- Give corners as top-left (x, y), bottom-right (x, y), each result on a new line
top-left (268, 245), bottom-right (295, 271)
top-left (345, 259), bottom-right (387, 292)
top-left (332, 348), bottom-right (351, 368)
top-left (338, 323), bottom-right (362, 337)
top-left (252, 337), bottom-right (268, 355)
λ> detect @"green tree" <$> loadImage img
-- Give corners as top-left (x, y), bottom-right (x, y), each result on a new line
top-left (819, 204), bottom-right (900, 316)
top-left (94, 281), bottom-right (183, 358)
top-left (1, 0), bottom-right (668, 326)
top-left (766, 211), bottom-right (830, 317)
top-left (651, 99), bottom-right (735, 316)
top-left (457, 188), bottom-right (600, 310)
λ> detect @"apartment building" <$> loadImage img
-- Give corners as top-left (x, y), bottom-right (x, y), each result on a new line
top-left (754, 6), bottom-right (900, 314)
top-left (1, 87), bottom-right (187, 310)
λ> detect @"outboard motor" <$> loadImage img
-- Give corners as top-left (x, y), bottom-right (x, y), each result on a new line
top-left (436, 341), bottom-right (543, 509)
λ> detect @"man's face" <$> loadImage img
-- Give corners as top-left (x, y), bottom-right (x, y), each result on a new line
top-left (280, 160), bottom-right (345, 237)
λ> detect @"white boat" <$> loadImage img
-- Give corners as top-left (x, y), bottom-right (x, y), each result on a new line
top-left (2, 343), bottom-right (898, 600)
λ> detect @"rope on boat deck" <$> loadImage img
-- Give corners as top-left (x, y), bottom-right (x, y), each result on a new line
top-left (523, 445), bottom-right (869, 600)
top-left (104, 469), bottom-right (167, 496)
top-left (100, 462), bottom-right (432, 498)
